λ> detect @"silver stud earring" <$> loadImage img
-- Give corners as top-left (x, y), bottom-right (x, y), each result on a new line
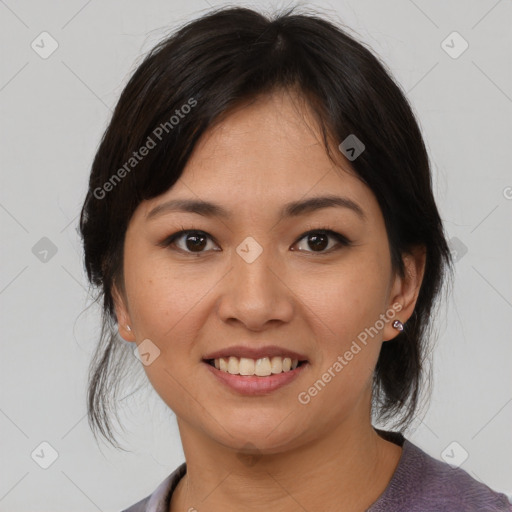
top-left (392, 320), bottom-right (404, 331)
top-left (126, 325), bottom-right (131, 332)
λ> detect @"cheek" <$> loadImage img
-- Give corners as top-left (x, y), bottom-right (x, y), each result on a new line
top-left (122, 255), bottom-right (211, 412)
top-left (294, 254), bottom-right (390, 397)
top-left (300, 256), bottom-right (388, 339)
top-left (123, 250), bottom-right (212, 335)
top-left (294, 274), bottom-right (385, 420)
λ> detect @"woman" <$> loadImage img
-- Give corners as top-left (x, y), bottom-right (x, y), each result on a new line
top-left (79, 6), bottom-right (511, 512)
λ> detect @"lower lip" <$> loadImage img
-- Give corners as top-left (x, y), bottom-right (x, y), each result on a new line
top-left (203, 361), bottom-right (308, 395)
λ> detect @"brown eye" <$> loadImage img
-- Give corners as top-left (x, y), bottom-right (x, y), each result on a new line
top-left (160, 230), bottom-right (220, 254)
top-left (293, 229), bottom-right (351, 254)
top-left (305, 233), bottom-right (329, 251)
top-left (183, 233), bottom-right (208, 252)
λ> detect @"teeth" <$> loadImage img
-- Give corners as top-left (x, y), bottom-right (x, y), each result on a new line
top-left (255, 357), bottom-right (272, 376)
top-left (211, 356), bottom-right (300, 376)
top-left (239, 357), bottom-right (254, 375)
top-left (270, 356), bottom-right (283, 374)
top-left (228, 356), bottom-right (239, 374)
top-left (219, 357), bottom-right (228, 372)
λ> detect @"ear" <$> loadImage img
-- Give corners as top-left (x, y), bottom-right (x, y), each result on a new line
top-left (383, 245), bottom-right (426, 342)
top-left (112, 283), bottom-right (136, 342)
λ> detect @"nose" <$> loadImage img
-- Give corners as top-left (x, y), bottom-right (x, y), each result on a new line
top-left (216, 244), bottom-right (294, 331)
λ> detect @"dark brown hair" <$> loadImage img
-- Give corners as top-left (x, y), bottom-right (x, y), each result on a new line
top-left (79, 5), bottom-right (453, 449)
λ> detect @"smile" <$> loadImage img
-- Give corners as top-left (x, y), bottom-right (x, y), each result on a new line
top-left (206, 356), bottom-right (306, 376)
top-left (203, 357), bottom-right (309, 395)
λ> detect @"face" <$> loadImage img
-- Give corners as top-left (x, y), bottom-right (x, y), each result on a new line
top-left (114, 90), bottom-right (423, 454)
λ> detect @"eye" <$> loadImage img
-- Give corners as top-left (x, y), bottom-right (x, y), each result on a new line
top-left (292, 227), bottom-right (352, 254)
top-left (159, 229), bottom-right (220, 254)
top-left (158, 226), bottom-right (352, 255)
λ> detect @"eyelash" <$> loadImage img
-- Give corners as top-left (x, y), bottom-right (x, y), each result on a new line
top-left (158, 224), bottom-right (353, 255)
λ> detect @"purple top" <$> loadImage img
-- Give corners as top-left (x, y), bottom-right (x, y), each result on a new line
top-left (121, 430), bottom-right (511, 512)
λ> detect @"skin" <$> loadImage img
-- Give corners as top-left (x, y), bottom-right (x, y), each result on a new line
top-left (113, 89), bottom-right (426, 512)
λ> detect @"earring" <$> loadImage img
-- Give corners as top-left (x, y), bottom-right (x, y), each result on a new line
top-left (392, 320), bottom-right (404, 331)
top-left (126, 325), bottom-right (131, 332)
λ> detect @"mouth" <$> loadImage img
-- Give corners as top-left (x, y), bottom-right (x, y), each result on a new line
top-left (202, 355), bottom-right (310, 395)
top-left (203, 356), bottom-right (309, 377)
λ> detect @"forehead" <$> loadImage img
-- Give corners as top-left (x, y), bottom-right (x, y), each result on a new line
top-left (138, 91), bottom-right (379, 222)
top-left (182, 91), bottom-right (342, 184)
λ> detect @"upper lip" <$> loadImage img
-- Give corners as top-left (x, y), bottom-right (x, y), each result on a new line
top-left (203, 345), bottom-right (308, 361)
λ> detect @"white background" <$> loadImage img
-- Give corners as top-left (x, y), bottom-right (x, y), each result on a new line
top-left (1, 0), bottom-right (511, 510)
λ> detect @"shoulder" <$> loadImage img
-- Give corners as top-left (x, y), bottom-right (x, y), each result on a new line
top-left (120, 462), bottom-right (187, 512)
top-left (369, 435), bottom-right (512, 512)
top-left (121, 495), bottom-right (150, 512)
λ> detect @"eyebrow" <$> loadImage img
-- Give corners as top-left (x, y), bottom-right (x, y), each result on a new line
top-left (146, 195), bottom-right (366, 222)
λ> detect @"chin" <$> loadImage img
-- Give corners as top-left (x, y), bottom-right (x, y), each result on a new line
top-left (209, 419), bottom-right (308, 455)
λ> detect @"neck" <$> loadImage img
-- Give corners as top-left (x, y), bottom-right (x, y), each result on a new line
top-left (170, 417), bottom-right (402, 512)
